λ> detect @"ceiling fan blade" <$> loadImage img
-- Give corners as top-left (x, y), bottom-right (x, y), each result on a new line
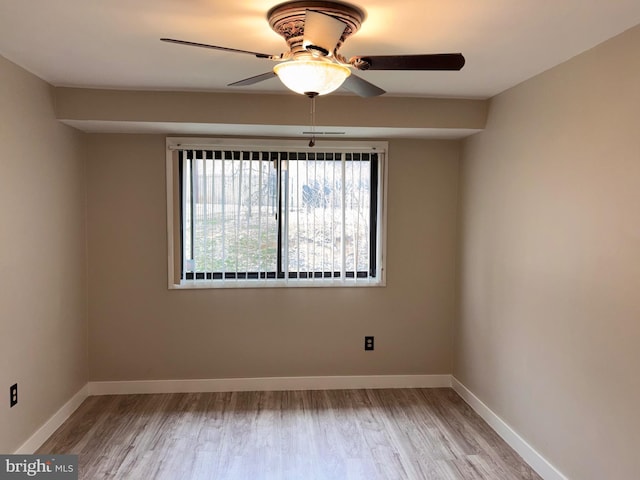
top-left (351, 53), bottom-right (465, 71)
top-left (303, 10), bottom-right (347, 56)
top-left (160, 38), bottom-right (273, 59)
top-left (228, 71), bottom-right (277, 87)
top-left (342, 73), bottom-right (386, 97)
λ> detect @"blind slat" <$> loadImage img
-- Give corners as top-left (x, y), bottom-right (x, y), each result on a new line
top-left (246, 152), bottom-right (251, 275)
top-left (221, 154), bottom-right (226, 275)
top-left (341, 157), bottom-right (346, 281)
top-left (236, 154), bottom-right (242, 276)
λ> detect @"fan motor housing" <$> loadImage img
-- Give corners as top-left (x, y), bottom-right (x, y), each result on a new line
top-left (267, 0), bottom-right (365, 55)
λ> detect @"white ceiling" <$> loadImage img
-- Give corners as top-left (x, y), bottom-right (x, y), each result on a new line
top-left (1, 0), bottom-right (640, 99)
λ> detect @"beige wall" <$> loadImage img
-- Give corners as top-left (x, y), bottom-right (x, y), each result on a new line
top-left (456, 25), bottom-right (640, 480)
top-left (86, 135), bottom-right (460, 381)
top-left (0, 56), bottom-right (87, 453)
top-left (54, 88), bottom-right (488, 131)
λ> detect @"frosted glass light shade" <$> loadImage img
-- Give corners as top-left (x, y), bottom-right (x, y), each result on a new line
top-left (274, 61), bottom-right (351, 96)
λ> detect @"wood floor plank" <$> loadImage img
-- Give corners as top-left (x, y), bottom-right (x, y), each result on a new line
top-left (36, 388), bottom-right (542, 480)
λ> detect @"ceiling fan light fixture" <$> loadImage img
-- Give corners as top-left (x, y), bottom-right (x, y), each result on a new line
top-left (274, 60), bottom-right (351, 96)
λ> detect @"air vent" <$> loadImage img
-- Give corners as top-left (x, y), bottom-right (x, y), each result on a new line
top-left (302, 131), bottom-right (346, 135)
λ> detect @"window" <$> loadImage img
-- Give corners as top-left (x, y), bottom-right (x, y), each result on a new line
top-left (166, 138), bottom-right (386, 288)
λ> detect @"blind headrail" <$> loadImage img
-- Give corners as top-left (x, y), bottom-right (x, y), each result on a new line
top-left (167, 138), bottom-right (387, 154)
top-left (168, 144), bottom-right (384, 153)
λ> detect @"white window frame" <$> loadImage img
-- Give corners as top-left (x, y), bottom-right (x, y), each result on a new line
top-left (166, 137), bottom-right (388, 289)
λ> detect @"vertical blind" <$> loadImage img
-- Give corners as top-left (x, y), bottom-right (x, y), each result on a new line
top-left (178, 149), bottom-right (380, 286)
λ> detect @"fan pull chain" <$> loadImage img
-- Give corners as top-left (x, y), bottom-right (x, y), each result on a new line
top-left (308, 93), bottom-right (317, 147)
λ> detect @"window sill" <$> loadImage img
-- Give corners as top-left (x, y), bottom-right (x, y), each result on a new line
top-left (169, 277), bottom-right (385, 290)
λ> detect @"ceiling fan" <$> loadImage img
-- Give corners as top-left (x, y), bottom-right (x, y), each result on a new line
top-left (161, 0), bottom-right (465, 98)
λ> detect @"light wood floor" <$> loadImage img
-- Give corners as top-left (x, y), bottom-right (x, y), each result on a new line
top-left (37, 388), bottom-right (541, 480)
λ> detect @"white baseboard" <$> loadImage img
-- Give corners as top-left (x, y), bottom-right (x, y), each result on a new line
top-left (14, 384), bottom-right (89, 454)
top-left (451, 377), bottom-right (567, 480)
top-left (88, 374), bottom-right (452, 396)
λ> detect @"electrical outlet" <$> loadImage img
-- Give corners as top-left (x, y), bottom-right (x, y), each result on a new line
top-left (364, 336), bottom-right (374, 351)
top-left (10, 383), bottom-right (18, 408)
